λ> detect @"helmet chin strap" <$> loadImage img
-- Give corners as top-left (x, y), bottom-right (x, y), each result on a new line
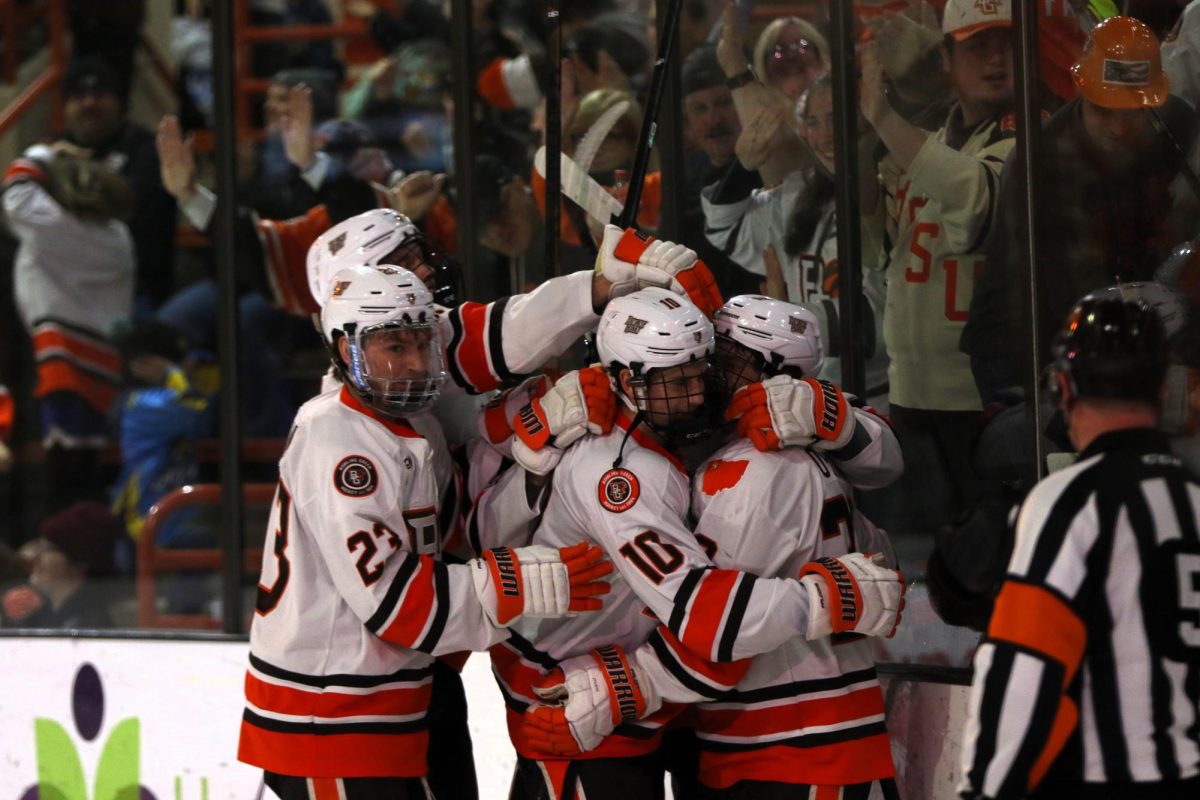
top-left (613, 409), bottom-right (644, 469)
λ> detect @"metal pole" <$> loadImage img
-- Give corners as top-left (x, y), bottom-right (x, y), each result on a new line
top-left (654, 0), bottom-right (684, 239)
top-left (544, 0), bottom-right (563, 276)
top-left (617, 0), bottom-right (684, 228)
top-left (450, 0), bottom-right (482, 297)
top-left (829, 0), bottom-right (864, 397)
top-left (1012, 0), bottom-right (1045, 481)
top-left (210, 0), bottom-right (244, 633)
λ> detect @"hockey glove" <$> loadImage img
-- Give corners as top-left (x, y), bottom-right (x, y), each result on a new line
top-left (598, 225), bottom-right (724, 318)
top-left (511, 367), bottom-right (616, 476)
top-left (799, 552), bottom-right (905, 639)
top-left (726, 375), bottom-right (856, 452)
top-left (472, 542), bottom-right (612, 627)
top-left (523, 644), bottom-right (662, 756)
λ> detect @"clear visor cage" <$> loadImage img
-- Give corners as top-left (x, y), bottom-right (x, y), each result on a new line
top-left (344, 319), bottom-right (447, 415)
top-left (627, 356), bottom-right (727, 445)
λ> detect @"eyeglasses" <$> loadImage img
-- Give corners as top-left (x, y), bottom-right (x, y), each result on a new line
top-left (772, 39), bottom-right (818, 62)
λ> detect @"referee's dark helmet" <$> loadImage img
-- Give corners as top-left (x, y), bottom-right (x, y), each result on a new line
top-left (1047, 293), bottom-right (1168, 405)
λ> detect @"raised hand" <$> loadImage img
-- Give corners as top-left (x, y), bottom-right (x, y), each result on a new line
top-left (281, 83), bottom-right (316, 172)
top-left (156, 115), bottom-right (197, 201)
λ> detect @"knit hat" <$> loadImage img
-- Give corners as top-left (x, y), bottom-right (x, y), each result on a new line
top-left (682, 45), bottom-right (726, 96)
top-left (38, 502), bottom-right (121, 576)
top-left (63, 58), bottom-right (121, 100)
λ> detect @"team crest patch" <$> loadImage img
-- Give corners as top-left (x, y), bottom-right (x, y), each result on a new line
top-left (335, 455), bottom-right (378, 497)
top-left (788, 316), bottom-right (808, 334)
top-left (598, 468), bottom-right (640, 513)
top-left (327, 232), bottom-right (347, 256)
top-left (331, 280), bottom-right (351, 297)
top-left (624, 316), bottom-right (648, 335)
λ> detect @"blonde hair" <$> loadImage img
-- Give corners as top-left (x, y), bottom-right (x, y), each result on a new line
top-left (752, 17), bottom-right (831, 90)
top-left (569, 88), bottom-right (643, 144)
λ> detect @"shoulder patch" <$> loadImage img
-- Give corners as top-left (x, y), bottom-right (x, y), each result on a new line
top-left (334, 455), bottom-right (378, 497)
top-left (700, 459), bottom-right (749, 496)
top-left (598, 468), bottom-right (640, 513)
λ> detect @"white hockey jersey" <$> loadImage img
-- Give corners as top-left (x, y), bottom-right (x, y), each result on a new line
top-left (689, 437), bottom-right (898, 788)
top-left (487, 412), bottom-right (821, 760)
top-left (879, 106), bottom-right (1016, 410)
top-left (238, 386), bottom-right (512, 779)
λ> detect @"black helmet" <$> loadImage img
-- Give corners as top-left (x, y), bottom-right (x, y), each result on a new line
top-left (1047, 294), bottom-right (1167, 404)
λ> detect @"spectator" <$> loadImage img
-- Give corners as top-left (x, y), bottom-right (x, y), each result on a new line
top-left (2, 144), bottom-right (135, 508)
top-left (242, 67), bottom-right (339, 220)
top-left (341, 40), bottom-right (453, 174)
top-left (58, 57), bottom-right (177, 310)
top-left (66, 0), bottom-right (145, 104)
top-left (109, 319), bottom-right (214, 575)
top-left (0, 502), bottom-right (122, 629)
top-left (861, 0), bottom-right (1017, 533)
top-left (564, 11), bottom-right (653, 96)
top-left (476, 154), bottom-right (541, 285)
top-left (715, 4), bottom-right (818, 187)
top-left (679, 43), bottom-right (760, 297)
top-left (964, 15), bottom-right (1198, 405)
top-left (704, 75), bottom-right (889, 399)
top-left (1163, 0), bottom-right (1200, 108)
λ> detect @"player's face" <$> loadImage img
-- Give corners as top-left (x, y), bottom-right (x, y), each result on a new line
top-left (684, 85), bottom-right (741, 167)
top-left (341, 326), bottom-right (434, 385)
top-left (714, 336), bottom-right (766, 395)
top-left (801, 85), bottom-right (836, 174)
top-left (380, 240), bottom-right (437, 292)
top-left (641, 359), bottom-right (712, 429)
top-left (944, 28), bottom-right (1013, 119)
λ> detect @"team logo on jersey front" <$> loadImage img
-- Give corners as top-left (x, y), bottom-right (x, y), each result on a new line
top-left (598, 468), bottom-right (640, 513)
top-left (334, 455), bottom-right (378, 497)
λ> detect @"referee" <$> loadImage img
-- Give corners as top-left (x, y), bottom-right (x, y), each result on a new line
top-left (960, 293), bottom-right (1200, 799)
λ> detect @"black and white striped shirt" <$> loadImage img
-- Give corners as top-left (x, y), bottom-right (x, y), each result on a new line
top-left (960, 428), bottom-right (1200, 799)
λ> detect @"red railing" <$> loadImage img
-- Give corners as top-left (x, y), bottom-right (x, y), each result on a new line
top-left (0, 0), bottom-right (67, 140)
top-left (136, 482), bottom-right (275, 630)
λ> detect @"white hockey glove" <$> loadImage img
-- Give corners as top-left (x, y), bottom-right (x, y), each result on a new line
top-left (470, 543), bottom-right (612, 627)
top-left (799, 552), bottom-right (906, 639)
top-left (597, 225), bottom-right (724, 317)
top-left (523, 643), bottom-right (662, 755)
top-left (726, 375), bottom-right (857, 452)
top-left (510, 367), bottom-right (616, 476)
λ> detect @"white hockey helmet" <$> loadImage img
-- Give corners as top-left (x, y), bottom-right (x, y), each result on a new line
top-left (595, 288), bottom-right (723, 444)
top-left (307, 209), bottom-right (463, 308)
top-left (321, 264), bottom-right (447, 415)
top-left (713, 295), bottom-right (824, 388)
top-left (596, 287), bottom-right (715, 373)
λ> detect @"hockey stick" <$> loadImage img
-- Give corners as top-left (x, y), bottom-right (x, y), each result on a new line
top-left (534, 146), bottom-right (626, 225)
top-left (615, 0), bottom-right (685, 228)
top-left (564, 99), bottom-right (632, 254)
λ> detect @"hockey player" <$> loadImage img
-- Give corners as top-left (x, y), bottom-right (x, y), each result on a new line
top-left (486, 284), bottom-right (904, 798)
top-left (520, 294), bottom-right (904, 797)
top-left (959, 294), bottom-right (1200, 800)
top-left (237, 264), bottom-right (613, 799)
top-left (687, 295), bottom-right (902, 797)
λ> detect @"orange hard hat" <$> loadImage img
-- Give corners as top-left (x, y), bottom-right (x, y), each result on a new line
top-left (1070, 16), bottom-right (1168, 109)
